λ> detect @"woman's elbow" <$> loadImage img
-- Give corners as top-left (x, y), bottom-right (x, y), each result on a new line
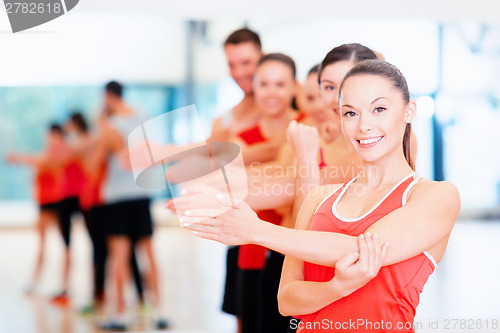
top-left (277, 296), bottom-right (291, 317)
top-left (277, 287), bottom-right (295, 317)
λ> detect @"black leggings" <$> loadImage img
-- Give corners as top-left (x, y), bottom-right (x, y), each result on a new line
top-left (238, 251), bottom-right (293, 333)
top-left (57, 197), bottom-right (81, 247)
top-left (258, 251), bottom-right (292, 333)
top-left (238, 269), bottom-right (261, 333)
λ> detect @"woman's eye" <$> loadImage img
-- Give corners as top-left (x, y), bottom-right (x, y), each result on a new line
top-left (343, 111), bottom-right (357, 117)
top-left (325, 86), bottom-right (335, 91)
top-left (375, 107), bottom-right (386, 113)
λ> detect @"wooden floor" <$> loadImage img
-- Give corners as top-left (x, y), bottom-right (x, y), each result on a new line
top-left (0, 219), bottom-right (499, 333)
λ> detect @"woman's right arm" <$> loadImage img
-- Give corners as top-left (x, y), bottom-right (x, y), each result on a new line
top-left (286, 121), bottom-right (321, 225)
top-left (277, 185), bottom-right (347, 316)
top-left (278, 255), bottom-right (344, 316)
top-left (7, 152), bottom-right (56, 169)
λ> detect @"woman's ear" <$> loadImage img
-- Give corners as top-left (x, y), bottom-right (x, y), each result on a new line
top-left (294, 80), bottom-right (301, 96)
top-left (294, 80), bottom-right (305, 111)
top-left (405, 100), bottom-right (417, 123)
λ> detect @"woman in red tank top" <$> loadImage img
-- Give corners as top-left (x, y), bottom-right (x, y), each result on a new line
top-left (235, 53), bottom-right (302, 333)
top-left (182, 60), bottom-right (460, 332)
top-left (236, 53), bottom-right (302, 271)
top-left (7, 124), bottom-right (66, 294)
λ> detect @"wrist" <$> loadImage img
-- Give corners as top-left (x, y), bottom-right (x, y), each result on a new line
top-left (297, 155), bottom-right (318, 164)
top-left (247, 216), bottom-right (266, 245)
top-left (329, 278), bottom-right (350, 299)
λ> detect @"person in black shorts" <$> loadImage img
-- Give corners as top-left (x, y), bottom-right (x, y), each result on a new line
top-left (62, 112), bottom-right (146, 313)
top-left (7, 124), bottom-right (66, 296)
top-left (97, 81), bottom-right (167, 330)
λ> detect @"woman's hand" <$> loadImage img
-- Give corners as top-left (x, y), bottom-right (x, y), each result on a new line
top-left (180, 195), bottom-right (260, 245)
top-left (6, 153), bottom-right (20, 164)
top-left (331, 232), bottom-right (389, 297)
top-left (165, 184), bottom-right (228, 216)
top-left (286, 120), bottom-right (320, 163)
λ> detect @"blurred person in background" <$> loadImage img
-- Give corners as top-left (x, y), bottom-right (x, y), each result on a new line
top-left (49, 113), bottom-right (89, 307)
top-left (295, 65), bottom-right (326, 128)
top-left (226, 52), bottom-right (301, 333)
top-left (97, 81), bottom-right (167, 331)
top-left (7, 124), bottom-right (66, 296)
top-left (210, 28), bottom-right (263, 142)
top-left (63, 112), bottom-right (145, 314)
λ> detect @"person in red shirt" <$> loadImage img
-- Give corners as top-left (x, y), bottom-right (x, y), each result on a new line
top-left (8, 124), bottom-right (66, 294)
top-left (232, 53), bottom-right (302, 333)
top-left (49, 116), bottom-right (89, 306)
top-left (295, 65), bottom-right (327, 128)
top-left (181, 60), bottom-right (460, 332)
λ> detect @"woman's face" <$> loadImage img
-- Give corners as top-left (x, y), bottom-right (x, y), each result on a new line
top-left (301, 73), bottom-right (328, 123)
top-left (340, 74), bottom-right (415, 164)
top-left (319, 61), bottom-right (353, 117)
top-left (318, 60), bottom-right (354, 139)
top-left (47, 130), bottom-right (64, 146)
top-left (64, 120), bottom-right (76, 134)
top-left (253, 60), bottom-right (295, 117)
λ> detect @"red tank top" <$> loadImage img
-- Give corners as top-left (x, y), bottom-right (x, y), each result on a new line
top-left (36, 168), bottom-right (63, 205)
top-left (299, 173), bottom-right (435, 332)
top-left (79, 162), bottom-right (107, 211)
top-left (62, 158), bottom-right (88, 198)
top-left (318, 147), bottom-right (327, 169)
top-left (237, 125), bottom-right (283, 269)
top-left (296, 111), bottom-right (306, 123)
top-left (238, 125), bottom-right (266, 145)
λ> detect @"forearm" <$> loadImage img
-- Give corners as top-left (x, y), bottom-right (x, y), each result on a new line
top-left (241, 142), bottom-right (281, 165)
top-left (278, 279), bottom-right (345, 317)
top-left (292, 159), bottom-right (321, 224)
top-left (251, 221), bottom-right (356, 267)
top-left (9, 154), bottom-right (38, 166)
top-left (245, 177), bottom-right (295, 210)
top-left (246, 161), bottom-right (290, 179)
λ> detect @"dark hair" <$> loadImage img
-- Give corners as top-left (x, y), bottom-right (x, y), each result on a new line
top-left (257, 53), bottom-right (296, 79)
top-left (105, 80), bottom-right (123, 97)
top-left (307, 64), bottom-right (320, 77)
top-left (339, 59), bottom-right (414, 170)
top-left (49, 123), bottom-right (63, 135)
top-left (318, 43), bottom-right (377, 84)
top-left (70, 112), bottom-right (88, 133)
top-left (224, 28), bottom-right (261, 50)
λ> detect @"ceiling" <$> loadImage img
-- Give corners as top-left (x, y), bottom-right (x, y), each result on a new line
top-left (75, 0), bottom-right (500, 23)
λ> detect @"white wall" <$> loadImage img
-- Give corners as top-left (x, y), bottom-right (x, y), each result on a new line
top-left (0, 13), bottom-right (187, 85)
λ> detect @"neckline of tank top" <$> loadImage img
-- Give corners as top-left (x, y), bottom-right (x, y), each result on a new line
top-left (331, 171), bottom-right (417, 223)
